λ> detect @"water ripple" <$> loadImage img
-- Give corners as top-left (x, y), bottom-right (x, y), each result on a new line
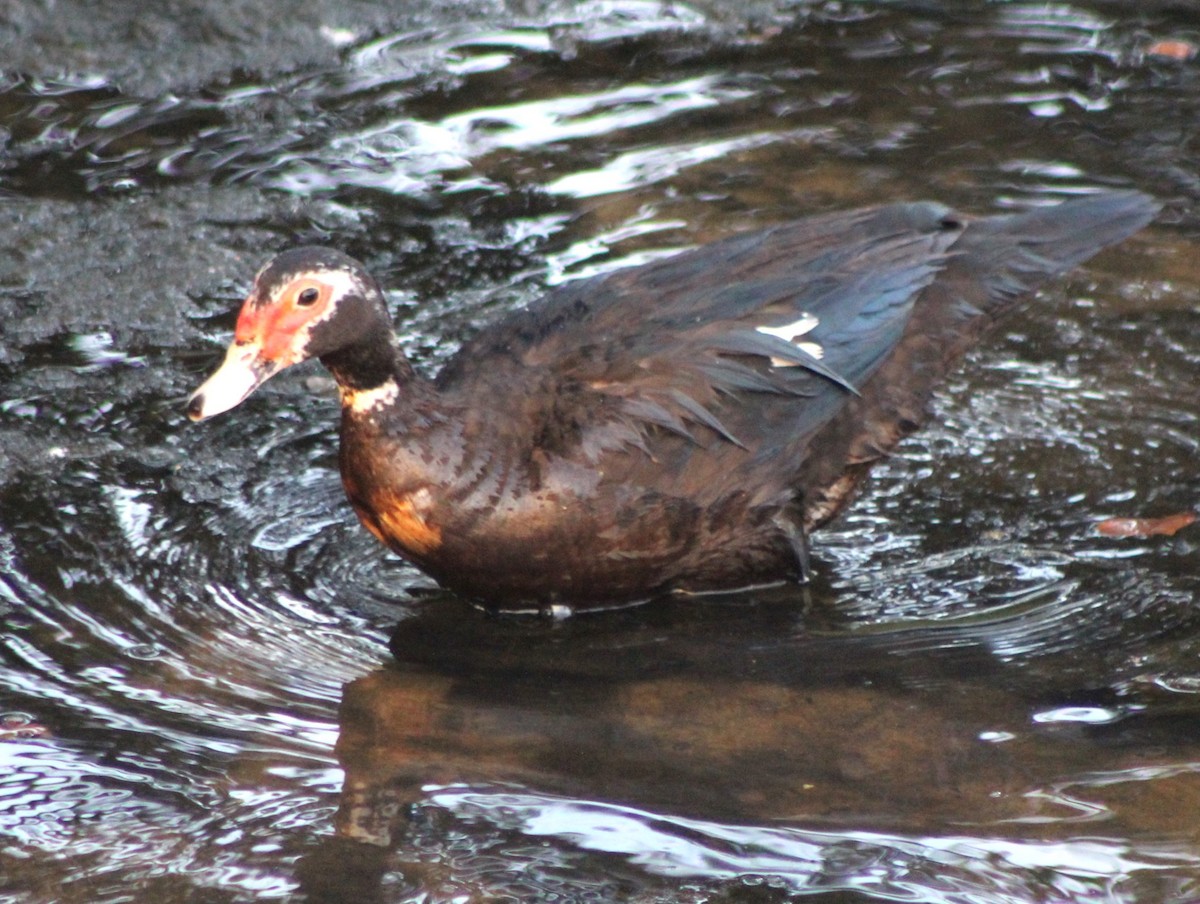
top-left (421, 786), bottom-right (1200, 903)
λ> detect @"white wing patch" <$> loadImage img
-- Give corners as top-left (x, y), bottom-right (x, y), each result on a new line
top-left (756, 313), bottom-right (823, 363)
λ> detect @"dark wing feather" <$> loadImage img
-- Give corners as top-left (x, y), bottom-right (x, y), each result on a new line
top-left (440, 203), bottom-right (963, 459)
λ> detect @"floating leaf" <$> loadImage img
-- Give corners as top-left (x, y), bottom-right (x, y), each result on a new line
top-left (1145, 40), bottom-right (1197, 61)
top-left (1096, 511), bottom-right (1197, 538)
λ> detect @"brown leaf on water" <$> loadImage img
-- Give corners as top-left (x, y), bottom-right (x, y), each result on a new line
top-left (1145, 39), bottom-right (1198, 61)
top-left (1096, 511), bottom-right (1197, 538)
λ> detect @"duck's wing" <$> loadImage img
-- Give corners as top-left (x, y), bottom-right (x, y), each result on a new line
top-left (440, 203), bottom-right (963, 456)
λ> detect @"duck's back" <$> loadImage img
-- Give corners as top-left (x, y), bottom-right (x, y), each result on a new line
top-left (440, 203), bottom-right (957, 474)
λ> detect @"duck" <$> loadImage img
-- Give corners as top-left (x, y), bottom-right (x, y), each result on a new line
top-left (187, 191), bottom-right (1157, 610)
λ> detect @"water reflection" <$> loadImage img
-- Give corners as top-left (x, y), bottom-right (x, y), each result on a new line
top-left (319, 605), bottom-right (1200, 901)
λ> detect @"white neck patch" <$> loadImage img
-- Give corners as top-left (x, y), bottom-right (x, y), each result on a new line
top-left (340, 378), bottom-right (400, 415)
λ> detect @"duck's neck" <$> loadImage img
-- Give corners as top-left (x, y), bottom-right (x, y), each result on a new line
top-left (321, 327), bottom-right (437, 420)
top-left (320, 329), bottom-right (417, 394)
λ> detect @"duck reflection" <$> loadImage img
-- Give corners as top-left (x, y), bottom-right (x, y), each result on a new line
top-left (303, 594), bottom-right (1200, 901)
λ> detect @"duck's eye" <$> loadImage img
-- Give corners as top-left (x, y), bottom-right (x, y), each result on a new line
top-left (296, 287), bottom-right (320, 307)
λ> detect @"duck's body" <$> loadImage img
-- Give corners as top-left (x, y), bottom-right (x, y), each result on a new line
top-left (188, 192), bottom-right (1157, 609)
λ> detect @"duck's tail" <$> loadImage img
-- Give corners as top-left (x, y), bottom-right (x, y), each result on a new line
top-left (802, 190), bottom-right (1158, 532)
top-left (950, 189), bottom-right (1160, 318)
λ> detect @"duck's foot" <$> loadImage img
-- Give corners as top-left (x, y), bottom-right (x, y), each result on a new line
top-left (774, 514), bottom-right (813, 584)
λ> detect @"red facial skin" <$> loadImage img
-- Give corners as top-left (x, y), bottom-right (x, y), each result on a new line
top-left (234, 280), bottom-right (334, 363)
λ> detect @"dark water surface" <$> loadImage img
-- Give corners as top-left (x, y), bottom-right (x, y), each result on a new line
top-left (2, 1), bottom-right (1200, 902)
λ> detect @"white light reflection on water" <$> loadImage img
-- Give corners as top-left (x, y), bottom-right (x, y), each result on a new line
top-left (348, 2), bottom-right (711, 76)
top-left (269, 75), bottom-right (752, 196)
top-left (542, 212), bottom-right (689, 284)
top-left (1033, 706), bottom-right (1135, 725)
top-left (547, 132), bottom-right (780, 198)
top-left (425, 785), bottom-right (1200, 902)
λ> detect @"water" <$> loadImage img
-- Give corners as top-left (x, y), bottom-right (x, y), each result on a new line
top-left (2, 1), bottom-right (1200, 901)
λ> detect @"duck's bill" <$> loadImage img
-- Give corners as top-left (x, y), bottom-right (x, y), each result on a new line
top-left (186, 341), bottom-right (281, 421)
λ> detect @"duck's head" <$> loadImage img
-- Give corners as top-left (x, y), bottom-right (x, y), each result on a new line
top-left (187, 247), bottom-right (385, 421)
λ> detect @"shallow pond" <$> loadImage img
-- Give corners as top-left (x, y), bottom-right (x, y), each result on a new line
top-left (2, 1), bottom-right (1200, 902)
